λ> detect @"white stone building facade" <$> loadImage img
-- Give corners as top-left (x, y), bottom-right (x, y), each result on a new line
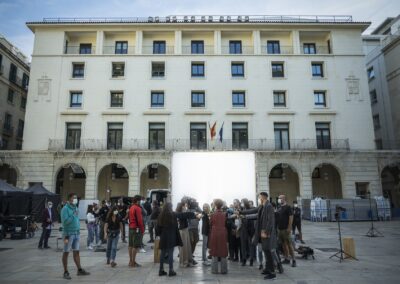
top-left (0, 16), bottom-right (399, 208)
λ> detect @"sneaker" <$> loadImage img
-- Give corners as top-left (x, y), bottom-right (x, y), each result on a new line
top-left (259, 264), bottom-right (263, 270)
top-left (262, 269), bottom-right (270, 275)
top-left (111, 262), bottom-right (117, 268)
top-left (88, 246), bottom-right (93, 250)
top-left (264, 273), bottom-right (276, 280)
top-left (63, 271), bottom-right (71, 280)
top-left (159, 270), bottom-right (167, 276)
top-left (140, 248), bottom-right (146, 253)
top-left (77, 269), bottom-right (90, 276)
top-left (203, 261), bottom-right (211, 266)
top-left (291, 260), bottom-right (297, 267)
top-left (300, 240), bottom-right (305, 244)
top-left (134, 262), bottom-right (142, 267)
top-left (44, 246), bottom-right (51, 249)
top-left (192, 260), bottom-right (198, 265)
top-left (282, 259), bottom-right (290, 264)
top-left (169, 271), bottom-right (177, 277)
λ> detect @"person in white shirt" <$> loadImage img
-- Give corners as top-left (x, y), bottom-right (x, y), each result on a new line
top-left (86, 205), bottom-right (96, 250)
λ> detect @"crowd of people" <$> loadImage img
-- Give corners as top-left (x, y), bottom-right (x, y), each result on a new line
top-left (39, 192), bottom-right (305, 280)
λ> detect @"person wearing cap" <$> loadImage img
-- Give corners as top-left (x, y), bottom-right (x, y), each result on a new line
top-left (38, 201), bottom-right (54, 249)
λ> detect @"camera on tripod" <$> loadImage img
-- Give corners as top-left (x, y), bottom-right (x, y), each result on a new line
top-left (335, 205), bottom-right (346, 218)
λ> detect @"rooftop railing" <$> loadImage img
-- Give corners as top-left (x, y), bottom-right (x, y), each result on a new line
top-left (48, 138), bottom-right (350, 151)
top-left (38, 15), bottom-right (354, 24)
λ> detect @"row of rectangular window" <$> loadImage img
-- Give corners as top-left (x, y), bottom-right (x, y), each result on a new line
top-left (7, 88), bottom-right (27, 109)
top-left (0, 54), bottom-right (29, 89)
top-left (71, 61), bottom-right (326, 79)
top-left (65, 121), bottom-right (332, 150)
top-left (68, 90), bottom-right (327, 108)
top-left (2, 113), bottom-right (24, 138)
top-left (65, 40), bottom-right (330, 55)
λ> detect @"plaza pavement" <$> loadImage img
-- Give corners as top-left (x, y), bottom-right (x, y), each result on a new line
top-left (0, 220), bottom-right (399, 283)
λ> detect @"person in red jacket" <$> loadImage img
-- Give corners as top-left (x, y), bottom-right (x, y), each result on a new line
top-left (128, 195), bottom-right (144, 267)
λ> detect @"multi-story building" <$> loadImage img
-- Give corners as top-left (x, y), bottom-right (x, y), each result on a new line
top-left (363, 15), bottom-right (400, 213)
top-left (0, 15), bottom-right (398, 211)
top-left (0, 34), bottom-right (30, 151)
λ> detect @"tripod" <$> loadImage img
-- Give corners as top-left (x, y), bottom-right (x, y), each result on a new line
top-left (330, 211), bottom-right (358, 262)
top-left (365, 193), bottom-right (384, 237)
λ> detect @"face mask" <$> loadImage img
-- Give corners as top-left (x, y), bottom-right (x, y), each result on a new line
top-left (277, 199), bottom-right (282, 204)
top-left (113, 210), bottom-right (118, 215)
top-left (48, 205), bottom-right (53, 209)
top-left (294, 204), bottom-right (298, 208)
top-left (72, 198), bottom-right (78, 205)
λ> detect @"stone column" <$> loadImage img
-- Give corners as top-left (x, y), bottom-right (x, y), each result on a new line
top-left (253, 30), bottom-right (261, 55)
top-left (292, 30), bottom-right (300, 54)
top-left (135, 30), bottom-right (143, 54)
top-left (256, 154), bottom-right (270, 195)
top-left (96, 31), bottom-right (104, 55)
top-left (214, 30), bottom-right (221, 55)
top-left (84, 157), bottom-right (97, 200)
top-left (174, 30), bottom-right (182, 54)
top-left (129, 156), bottom-right (140, 196)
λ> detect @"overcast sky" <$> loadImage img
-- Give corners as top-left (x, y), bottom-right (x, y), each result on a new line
top-left (0, 0), bottom-right (399, 59)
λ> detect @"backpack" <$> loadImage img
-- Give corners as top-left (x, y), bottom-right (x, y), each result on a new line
top-left (297, 246), bottom-right (315, 260)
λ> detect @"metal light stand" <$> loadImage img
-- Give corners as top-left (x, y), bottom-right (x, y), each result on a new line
top-left (330, 210), bottom-right (358, 262)
top-left (365, 192), bottom-right (384, 237)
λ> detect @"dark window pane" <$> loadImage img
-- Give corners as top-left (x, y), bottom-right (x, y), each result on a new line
top-left (115, 41), bottom-right (128, 54)
top-left (191, 63), bottom-right (205, 77)
top-left (72, 63), bottom-right (84, 78)
top-left (272, 63), bottom-right (284, 77)
top-left (229, 41), bottom-right (242, 54)
top-left (191, 41), bottom-right (204, 54)
top-left (231, 63), bottom-right (244, 77)
top-left (153, 41), bottom-right (166, 54)
top-left (151, 92), bottom-right (164, 107)
top-left (79, 43), bottom-right (92, 54)
top-left (267, 41), bottom-right (280, 54)
top-left (110, 92), bottom-right (123, 107)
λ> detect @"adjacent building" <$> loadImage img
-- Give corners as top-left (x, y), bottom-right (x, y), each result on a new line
top-left (363, 15), bottom-right (400, 213)
top-left (0, 15), bottom-right (398, 212)
top-left (0, 34), bottom-right (30, 150)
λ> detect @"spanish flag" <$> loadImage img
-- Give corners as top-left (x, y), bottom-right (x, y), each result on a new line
top-left (209, 122), bottom-right (217, 140)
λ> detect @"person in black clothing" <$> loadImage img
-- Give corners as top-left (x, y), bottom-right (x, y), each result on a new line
top-left (239, 198), bottom-right (256, 266)
top-left (292, 201), bottom-right (305, 244)
top-left (143, 198), bottom-right (152, 229)
top-left (201, 203), bottom-right (211, 265)
top-left (156, 202), bottom-right (200, 276)
top-left (117, 199), bottom-right (128, 243)
top-left (227, 199), bottom-right (242, 262)
top-left (104, 206), bottom-right (123, 267)
top-left (277, 195), bottom-right (296, 267)
top-left (148, 200), bottom-right (160, 243)
top-left (99, 201), bottom-right (110, 244)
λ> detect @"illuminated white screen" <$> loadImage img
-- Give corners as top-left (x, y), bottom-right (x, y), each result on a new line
top-left (171, 152), bottom-right (256, 208)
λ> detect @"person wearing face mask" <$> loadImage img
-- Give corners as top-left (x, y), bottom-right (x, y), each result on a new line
top-left (277, 195), bottom-right (296, 267)
top-left (60, 193), bottom-right (90, 280)
top-left (104, 206), bottom-right (123, 267)
top-left (38, 201), bottom-right (54, 249)
top-left (292, 201), bottom-right (305, 244)
top-left (99, 200), bottom-right (110, 244)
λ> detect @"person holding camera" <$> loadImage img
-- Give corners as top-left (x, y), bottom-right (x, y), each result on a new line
top-left (61, 193), bottom-right (90, 280)
top-left (104, 206), bottom-right (123, 267)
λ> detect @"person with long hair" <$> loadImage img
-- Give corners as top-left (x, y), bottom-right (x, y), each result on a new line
top-left (104, 206), bottom-right (123, 267)
top-left (86, 205), bottom-right (96, 250)
top-left (175, 202), bottom-right (201, 268)
top-left (156, 202), bottom-right (196, 276)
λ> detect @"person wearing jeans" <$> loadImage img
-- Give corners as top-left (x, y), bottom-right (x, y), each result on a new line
top-left (86, 205), bottom-right (96, 249)
top-left (38, 201), bottom-right (53, 249)
top-left (104, 206), bottom-right (123, 267)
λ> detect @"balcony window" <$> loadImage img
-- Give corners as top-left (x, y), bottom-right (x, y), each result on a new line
top-left (303, 43), bottom-right (316, 54)
top-left (152, 62), bottom-right (165, 77)
top-left (112, 62), bottom-right (125, 78)
top-left (72, 63), bottom-right (84, 78)
top-left (17, 120), bottom-right (24, 138)
top-left (312, 63), bottom-right (324, 78)
top-left (274, 123), bottom-right (290, 150)
top-left (273, 91), bottom-right (286, 107)
top-left (316, 122), bottom-right (331, 149)
top-left (367, 67), bottom-right (375, 80)
top-left (107, 123), bottom-right (123, 150)
top-left (190, 123), bottom-right (207, 150)
top-left (65, 122), bottom-right (81, 150)
top-left (314, 91), bottom-right (326, 107)
top-left (373, 115), bottom-right (380, 130)
top-left (4, 113), bottom-right (12, 130)
top-left (232, 91), bottom-right (246, 107)
top-left (191, 62), bottom-right (205, 77)
top-left (267, 41), bottom-right (281, 54)
top-left (1, 139), bottom-right (8, 150)
top-left (70, 92), bottom-right (82, 108)
top-left (110, 92), bottom-right (123, 107)
top-left (229, 40), bottom-right (242, 54)
top-left (191, 91), bottom-right (205, 107)
top-left (79, 43), bottom-right (92, 54)
top-left (191, 40), bottom-right (204, 54)
top-left (9, 63), bottom-right (17, 83)
top-left (20, 96), bottom-right (27, 110)
top-left (153, 41), bottom-right (166, 54)
top-left (7, 88), bottom-right (14, 103)
top-left (231, 62), bottom-right (244, 77)
top-left (271, 62), bottom-right (284, 78)
top-left (151, 91), bottom-right (164, 107)
top-left (149, 123), bottom-right (165, 150)
top-left (115, 41), bottom-right (128, 54)
top-left (22, 73), bottom-right (29, 89)
top-left (370, 90), bottom-right (378, 104)
top-left (232, 122), bottom-right (248, 150)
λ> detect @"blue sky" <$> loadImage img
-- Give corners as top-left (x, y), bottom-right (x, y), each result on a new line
top-left (0, 0), bottom-right (399, 59)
